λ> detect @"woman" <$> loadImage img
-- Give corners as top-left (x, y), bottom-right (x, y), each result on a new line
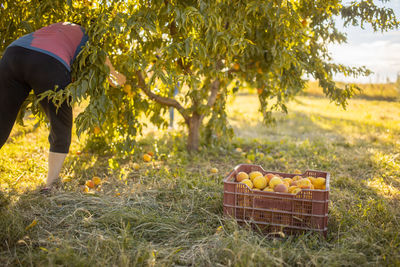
top-left (0, 22), bottom-right (126, 192)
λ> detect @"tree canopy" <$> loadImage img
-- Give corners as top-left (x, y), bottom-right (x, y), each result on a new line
top-left (0, 0), bottom-right (398, 152)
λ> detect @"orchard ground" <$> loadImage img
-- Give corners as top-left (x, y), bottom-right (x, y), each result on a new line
top-left (1, 84), bottom-right (399, 266)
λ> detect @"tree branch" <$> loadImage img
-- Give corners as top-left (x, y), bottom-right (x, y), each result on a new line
top-left (177, 57), bottom-right (192, 75)
top-left (207, 79), bottom-right (220, 108)
top-left (205, 60), bottom-right (223, 108)
top-left (196, 79), bottom-right (220, 121)
top-left (136, 70), bottom-right (190, 123)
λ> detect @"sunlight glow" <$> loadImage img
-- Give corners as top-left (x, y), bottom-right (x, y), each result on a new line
top-left (367, 177), bottom-right (399, 198)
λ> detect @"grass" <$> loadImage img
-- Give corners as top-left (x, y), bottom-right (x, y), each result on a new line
top-left (1, 92), bottom-right (400, 266)
top-left (304, 81), bottom-right (399, 101)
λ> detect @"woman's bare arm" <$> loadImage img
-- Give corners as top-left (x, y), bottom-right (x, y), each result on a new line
top-left (105, 56), bottom-right (126, 88)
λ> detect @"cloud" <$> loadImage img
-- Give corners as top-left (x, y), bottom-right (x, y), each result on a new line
top-left (328, 26), bottom-right (400, 83)
top-left (327, 1), bottom-right (400, 83)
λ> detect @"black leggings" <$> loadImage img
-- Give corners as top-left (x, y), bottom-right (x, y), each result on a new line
top-left (0, 46), bottom-right (72, 153)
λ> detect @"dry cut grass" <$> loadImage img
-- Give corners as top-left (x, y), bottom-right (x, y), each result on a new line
top-left (1, 93), bottom-right (399, 266)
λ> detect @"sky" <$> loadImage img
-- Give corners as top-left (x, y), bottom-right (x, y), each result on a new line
top-left (328, 0), bottom-right (400, 83)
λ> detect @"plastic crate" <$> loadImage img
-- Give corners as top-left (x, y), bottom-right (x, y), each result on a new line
top-left (223, 164), bottom-right (330, 236)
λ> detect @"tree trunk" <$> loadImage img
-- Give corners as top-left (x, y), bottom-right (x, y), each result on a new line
top-left (187, 113), bottom-right (202, 152)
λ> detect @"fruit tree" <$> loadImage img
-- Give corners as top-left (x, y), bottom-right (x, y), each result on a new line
top-left (0, 0), bottom-right (398, 152)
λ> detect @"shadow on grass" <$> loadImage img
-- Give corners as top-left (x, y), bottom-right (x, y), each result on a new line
top-left (230, 106), bottom-right (399, 230)
top-left (250, 108), bottom-right (395, 165)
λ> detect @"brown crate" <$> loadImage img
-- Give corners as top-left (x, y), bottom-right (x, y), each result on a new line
top-left (223, 164), bottom-right (330, 236)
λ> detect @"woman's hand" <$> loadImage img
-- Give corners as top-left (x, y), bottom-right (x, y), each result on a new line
top-left (105, 56), bottom-right (126, 88)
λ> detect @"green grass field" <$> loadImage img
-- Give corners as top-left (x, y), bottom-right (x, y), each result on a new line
top-left (1, 93), bottom-right (399, 266)
top-left (304, 81), bottom-right (399, 101)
